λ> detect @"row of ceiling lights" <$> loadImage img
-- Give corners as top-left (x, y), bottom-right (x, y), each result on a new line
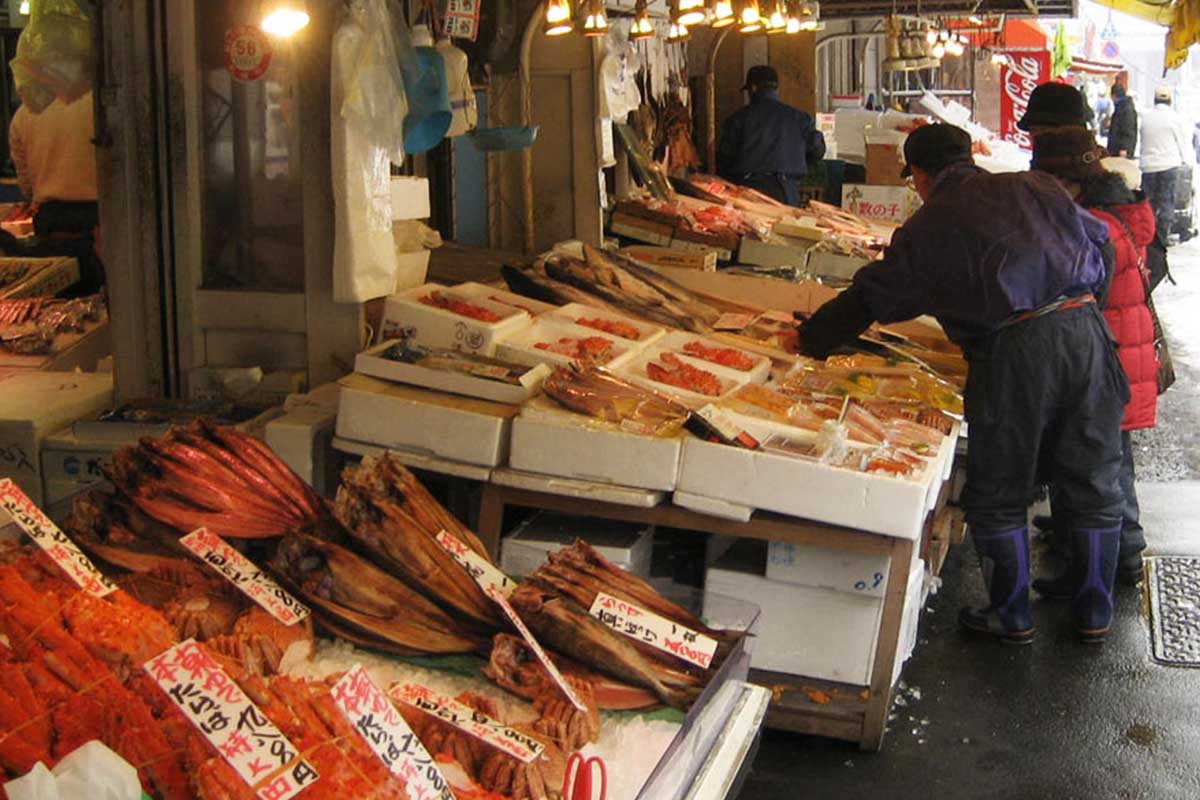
top-left (545, 0), bottom-right (821, 41)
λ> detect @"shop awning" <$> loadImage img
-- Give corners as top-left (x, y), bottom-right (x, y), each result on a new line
top-left (1091, 0), bottom-right (1197, 69)
top-left (1069, 55), bottom-right (1127, 72)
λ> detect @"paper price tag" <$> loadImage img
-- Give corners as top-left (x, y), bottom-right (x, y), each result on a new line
top-left (391, 683), bottom-right (545, 763)
top-left (695, 404), bottom-right (760, 449)
top-left (714, 312), bottom-right (757, 331)
top-left (0, 479), bottom-right (115, 597)
top-left (443, 0), bottom-right (480, 40)
top-left (434, 529), bottom-right (515, 597)
top-left (181, 528), bottom-right (310, 626)
top-left (332, 665), bottom-right (452, 800)
top-left (589, 591), bottom-right (718, 670)
top-left (487, 586), bottom-right (588, 712)
top-left (757, 309), bottom-right (797, 325)
top-left (145, 641), bottom-right (319, 800)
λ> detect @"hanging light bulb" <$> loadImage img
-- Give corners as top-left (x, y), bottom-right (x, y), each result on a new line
top-left (677, 0), bottom-right (708, 26)
top-left (630, 0), bottom-right (655, 39)
top-left (710, 0), bottom-right (736, 27)
top-left (926, 27), bottom-right (938, 44)
top-left (938, 29), bottom-right (950, 42)
top-left (968, 14), bottom-right (983, 25)
top-left (990, 51), bottom-right (1007, 66)
top-left (737, 0), bottom-right (762, 32)
top-left (582, 0), bottom-right (609, 35)
top-left (765, 0), bottom-right (787, 33)
top-left (18, 0), bottom-right (30, 15)
top-left (932, 41), bottom-right (945, 58)
top-left (544, 0), bottom-right (574, 35)
top-left (946, 37), bottom-right (963, 56)
top-left (668, 20), bottom-right (692, 40)
top-left (260, 0), bottom-right (310, 36)
top-left (785, 0), bottom-right (802, 33)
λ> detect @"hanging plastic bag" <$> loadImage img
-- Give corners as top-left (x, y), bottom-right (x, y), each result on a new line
top-left (332, 0), bottom-right (405, 303)
top-left (10, 0), bottom-right (93, 112)
top-left (436, 39), bottom-right (477, 137)
top-left (402, 25), bottom-right (452, 154)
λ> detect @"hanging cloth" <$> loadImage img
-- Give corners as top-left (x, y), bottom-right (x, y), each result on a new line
top-left (436, 39), bottom-right (477, 136)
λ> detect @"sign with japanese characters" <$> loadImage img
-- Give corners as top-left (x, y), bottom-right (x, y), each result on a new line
top-left (331, 665), bottom-right (452, 800)
top-left (224, 25), bottom-right (273, 82)
top-left (390, 683), bottom-right (545, 763)
top-left (442, 0), bottom-right (481, 41)
top-left (145, 641), bottom-right (319, 800)
top-left (434, 529), bottom-right (515, 597)
top-left (180, 528), bottom-right (310, 626)
top-left (0, 479), bottom-right (115, 597)
top-left (588, 591), bottom-right (718, 670)
top-left (840, 185), bottom-right (921, 225)
top-left (486, 585), bottom-right (589, 712)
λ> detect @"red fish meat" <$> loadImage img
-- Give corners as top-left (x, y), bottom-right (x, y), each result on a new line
top-left (682, 340), bottom-right (756, 371)
top-left (419, 291), bottom-right (503, 322)
top-left (646, 352), bottom-right (723, 396)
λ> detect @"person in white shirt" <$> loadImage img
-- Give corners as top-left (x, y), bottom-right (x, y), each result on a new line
top-left (1139, 86), bottom-right (1190, 242)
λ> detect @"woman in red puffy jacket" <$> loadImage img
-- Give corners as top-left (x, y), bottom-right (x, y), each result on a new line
top-left (1031, 126), bottom-right (1158, 593)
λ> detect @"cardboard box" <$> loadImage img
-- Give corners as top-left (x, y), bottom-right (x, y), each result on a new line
top-left (354, 339), bottom-right (550, 405)
top-left (0, 317), bottom-right (111, 373)
top-left (671, 226), bottom-right (737, 261)
top-left (509, 398), bottom-right (684, 491)
top-left (379, 283), bottom-right (532, 357)
top-left (391, 176), bottom-right (431, 220)
top-left (609, 213), bottom-right (674, 247)
top-left (336, 373), bottom-right (518, 467)
top-left (621, 246), bottom-right (717, 272)
top-left (736, 234), bottom-right (812, 270)
top-left (865, 141), bottom-right (906, 187)
top-left (0, 257), bottom-right (80, 299)
top-left (500, 512), bottom-right (654, 578)
top-left (0, 372), bottom-right (113, 506)
top-left (841, 184), bottom-right (922, 224)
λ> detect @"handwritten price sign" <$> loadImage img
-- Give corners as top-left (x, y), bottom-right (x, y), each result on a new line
top-left (434, 529), bottom-right (515, 597)
top-left (145, 641), bottom-right (318, 800)
top-left (487, 586), bottom-right (588, 712)
top-left (391, 683), bottom-right (545, 763)
top-left (180, 528), bottom-right (310, 626)
top-left (0, 479), bottom-right (115, 597)
top-left (332, 665), bottom-right (452, 800)
top-left (589, 591), bottom-right (718, 670)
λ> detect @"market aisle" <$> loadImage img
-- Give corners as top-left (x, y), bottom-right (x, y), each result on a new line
top-left (741, 238), bottom-right (1200, 800)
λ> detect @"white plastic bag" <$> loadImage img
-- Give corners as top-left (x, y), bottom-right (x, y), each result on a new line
top-left (437, 39), bottom-right (477, 137)
top-left (5, 741), bottom-right (142, 800)
top-left (332, 0), bottom-right (406, 303)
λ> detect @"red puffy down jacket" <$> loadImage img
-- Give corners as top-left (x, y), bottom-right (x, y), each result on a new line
top-left (1089, 200), bottom-right (1157, 430)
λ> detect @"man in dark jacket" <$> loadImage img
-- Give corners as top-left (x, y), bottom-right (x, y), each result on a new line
top-left (799, 124), bottom-right (1128, 645)
top-left (1107, 83), bottom-right (1137, 158)
top-left (716, 65), bottom-right (825, 206)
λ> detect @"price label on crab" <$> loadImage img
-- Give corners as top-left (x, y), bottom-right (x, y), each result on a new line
top-left (434, 529), bottom-right (515, 597)
top-left (0, 479), bottom-right (116, 597)
top-left (145, 640), bottom-right (319, 800)
top-left (486, 585), bottom-right (589, 713)
top-left (391, 683), bottom-right (545, 763)
top-left (180, 528), bottom-right (310, 626)
top-left (332, 665), bottom-right (453, 800)
top-left (589, 591), bottom-right (718, 670)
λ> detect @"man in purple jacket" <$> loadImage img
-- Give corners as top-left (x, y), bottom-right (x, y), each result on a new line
top-left (799, 124), bottom-right (1128, 645)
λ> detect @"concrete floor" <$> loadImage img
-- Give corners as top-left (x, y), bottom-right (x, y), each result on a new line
top-left (741, 238), bottom-right (1200, 799)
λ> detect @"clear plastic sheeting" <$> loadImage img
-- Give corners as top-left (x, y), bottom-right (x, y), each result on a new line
top-left (331, 0), bottom-right (408, 303)
top-left (9, 0), bottom-right (92, 112)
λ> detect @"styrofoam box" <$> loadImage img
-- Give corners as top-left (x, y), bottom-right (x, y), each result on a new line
top-left (354, 339), bottom-right (551, 405)
top-left (379, 283), bottom-right (532, 356)
top-left (390, 176), bottom-right (431, 221)
top-left (806, 250), bottom-right (874, 281)
top-left (394, 249), bottom-right (430, 292)
top-left (619, 348), bottom-right (746, 407)
top-left (546, 302), bottom-right (667, 348)
top-left (766, 540), bottom-right (891, 598)
top-left (40, 429), bottom-right (121, 507)
top-left (500, 512), bottom-right (653, 578)
top-left (265, 403), bottom-right (338, 494)
top-left (495, 318), bottom-right (637, 372)
top-left (509, 398), bottom-right (683, 491)
top-left (657, 331), bottom-right (771, 385)
top-left (891, 555), bottom-right (927, 686)
top-left (336, 373), bottom-right (518, 467)
top-left (677, 433), bottom-right (939, 540)
top-left (672, 489), bottom-right (753, 523)
top-left (452, 283), bottom-right (557, 317)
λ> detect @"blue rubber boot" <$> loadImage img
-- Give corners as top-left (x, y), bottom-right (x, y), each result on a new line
top-left (1071, 526), bottom-right (1120, 643)
top-left (959, 526), bottom-right (1036, 645)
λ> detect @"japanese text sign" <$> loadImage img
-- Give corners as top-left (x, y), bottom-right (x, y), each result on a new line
top-left (435, 529), bottom-right (515, 597)
top-left (588, 591), bottom-right (718, 670)
top-left (331, 665), bottom-right (452, 800)
top-left (180, 528), bottom-right (310, 626)
top-left (442, 0), bottom-right (481, 41)
top-left (487, 586), bottom-right (589, 712)
top-left (0, 479), bottom-right (115, 597)
top-left (391, 683), bottom-right (545, 763)
top-left (145, 640), bottom-right (319, 800)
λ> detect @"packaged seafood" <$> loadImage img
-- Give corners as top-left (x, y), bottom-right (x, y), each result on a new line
top-left (380, 282), bottom-right (533, 356)
top-left (496, 318), bottom-right (636, 371)
top-left (645, 352), bottom-right (726, 397)
top-left (354, 337), bottom-right (551, 404)
top-left (539, 366), bottom-right (689, 437)
top-left (547, 301), bottom-right (667, 346)
top-left (450, 280), bottom-right (558, 317)
top-left (657, 330), bottom-right (772, 384)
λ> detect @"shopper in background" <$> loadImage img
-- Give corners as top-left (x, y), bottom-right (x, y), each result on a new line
top-left (1031, 126), bottom-right (1157, 594)
top-left (1139, 87), bottom-right (1190, 243)
top-left (9, 90), bottom-right (102, 295)
top-left (797, 124), bottom-right (1127, 645)
top-left (1107, 83), bottom-right (1137, 159)
top-left (716, 65), bottom-right (826, 207)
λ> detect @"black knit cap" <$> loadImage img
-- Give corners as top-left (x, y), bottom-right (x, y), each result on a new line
top-left (742, 65), bottom-right (779, 91)
top-left (901, 123), bottom-right (973, 178)
top-left (1017, 82), bottom-right (1091, 131)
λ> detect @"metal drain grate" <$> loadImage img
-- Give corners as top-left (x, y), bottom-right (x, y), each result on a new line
top-left (1146, 556), bottom-right (1200, 667)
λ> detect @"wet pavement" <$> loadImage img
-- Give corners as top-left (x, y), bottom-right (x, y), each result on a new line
top-left (742, 238), bottom-right (1200, 799)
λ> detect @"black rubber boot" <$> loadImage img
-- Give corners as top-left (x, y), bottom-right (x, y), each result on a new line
top-left (959, 526), bottom-right (1036, 645)
top-left (1071, 526), bottom-right (1121, 643)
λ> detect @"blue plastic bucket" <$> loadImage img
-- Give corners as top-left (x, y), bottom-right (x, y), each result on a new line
top-left (402, 46), bottom-right (452, 154)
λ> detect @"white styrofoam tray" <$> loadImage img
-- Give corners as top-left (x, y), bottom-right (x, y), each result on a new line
top-left (331, 436), bottom-right (494, 482)
top-left (656, 331), bottom-right (772, 385)
top-left (452, 282), bottom-right (558, 317)
top-left (354, 339), bottom-right (551, 404)
top-left (545, 302), bottom-right (667, 348)
top-left (490, 466), bottom-right (665, 508)
top-left (618, 349), bottom-right (748, 408)
top-left (495, 318), bottom-right (638, 371)
top-left (379, 283), bottom-right (532, 356)
top-left (671, 489), bottom-right (753, 523)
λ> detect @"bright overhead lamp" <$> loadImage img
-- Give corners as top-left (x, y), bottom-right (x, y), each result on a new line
top-left (677, 0), bottom-right (708, 26)
top-left (668, 20), bottom-right (692, 40)
top-left (710, 0), bottom-right (736, 27)
top-left (18, 0), bottom-right (30, 15)
top-left (544, 0), bottom-right (575, 34)
top-left (926, 27), bottom-right (938, 44)
top-left (630, 0), bottom-right (656, 39)
top-left (990, 51), bottom-right (1008, 66)
top-left (737, 0), bottom-right (761, 32)
top-left (582, 0), bottom-right (609, 35)
top-left (764, 0), bottom-right (787, 33)
top-left (932, 41), bottom-right (945, 58)
top-left (260, 0), bottom-right (310, 37)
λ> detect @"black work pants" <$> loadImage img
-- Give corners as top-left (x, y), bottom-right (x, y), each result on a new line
top-left (1142, 167), bottom-right (1179, 242)
top-left (961, 304), bottom-right (1128, 533)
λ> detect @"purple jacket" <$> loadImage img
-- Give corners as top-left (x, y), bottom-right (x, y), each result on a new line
top-left (802, 163), bottom-right (1112, 355)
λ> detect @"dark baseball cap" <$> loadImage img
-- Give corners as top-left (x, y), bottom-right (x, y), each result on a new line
top-left (900, 123), bottom-right (973, 178)
top-left (1017, 82), bottom-right (1090, 131)
top-left (742, 65), bottom-right (779, 91)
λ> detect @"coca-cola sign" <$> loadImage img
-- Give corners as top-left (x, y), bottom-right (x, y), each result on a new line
top-left (999, 51), bottom-right (1051, 150)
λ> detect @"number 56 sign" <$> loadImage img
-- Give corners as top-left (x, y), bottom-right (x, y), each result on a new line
top-left (224, 25), bottom-right (274, 83)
